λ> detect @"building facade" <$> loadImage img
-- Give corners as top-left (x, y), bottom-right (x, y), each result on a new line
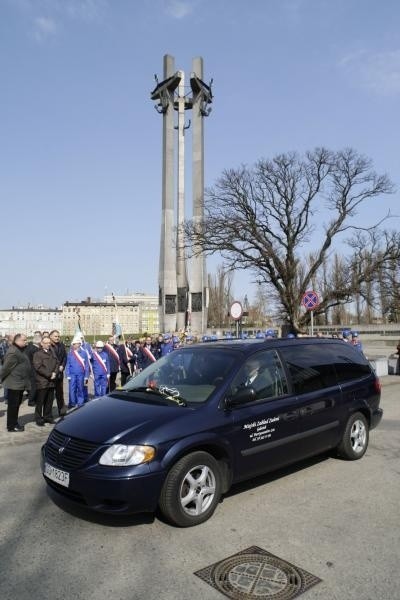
top-left (0, 294), bottom-right (160, 338)
top-left (0, 307), bottom-right (62, 336)
top-left (104, 293), bottom-right (159, 334)
top-left (63, 301), bottom-right (140, 337)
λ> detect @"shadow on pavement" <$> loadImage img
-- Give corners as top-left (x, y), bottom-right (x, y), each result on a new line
top-left (46, 486), bottom-right (155, 527)
top-left (225, 452), bottom-right (331, 499)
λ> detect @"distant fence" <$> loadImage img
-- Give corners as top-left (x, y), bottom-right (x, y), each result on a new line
top-left (306, 324), bottom-right (400, 337)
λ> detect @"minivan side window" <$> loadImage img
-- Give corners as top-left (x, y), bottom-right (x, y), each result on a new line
top-left (230, 350), bottom-right (289, 401)
top-left (329, 343), bottom-right (372, 382)
top-left (280, 344), bottom-right (337, 394)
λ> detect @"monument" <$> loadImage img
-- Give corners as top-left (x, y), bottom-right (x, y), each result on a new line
top-left (151, 55), bottom-right (213, 334)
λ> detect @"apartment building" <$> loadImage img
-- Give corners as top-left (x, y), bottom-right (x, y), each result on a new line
top-left (0, 307), bottom-right (62, 336)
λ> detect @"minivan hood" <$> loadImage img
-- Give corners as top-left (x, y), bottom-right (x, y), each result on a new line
top-left (55, 395), bottom-right (189, 444)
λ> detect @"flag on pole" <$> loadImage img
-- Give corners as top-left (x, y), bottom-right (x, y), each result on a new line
top-left (112, 320), bottom-right (122, 338)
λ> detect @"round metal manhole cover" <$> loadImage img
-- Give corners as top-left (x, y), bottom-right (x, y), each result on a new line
top-left (212, 553), bottom-right (302, 599)
top-left (194, 546), bottom-right (322, 600)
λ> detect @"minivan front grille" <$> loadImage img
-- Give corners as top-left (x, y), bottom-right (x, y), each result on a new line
top-left (45, 429), bottom-right (100, 470)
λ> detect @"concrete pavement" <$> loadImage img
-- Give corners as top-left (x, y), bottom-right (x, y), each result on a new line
top-left (0, 377), bottom-right (399, 600)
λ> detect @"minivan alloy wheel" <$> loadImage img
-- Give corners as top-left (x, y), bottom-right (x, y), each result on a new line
top-left (350, 419), bottom-right (367, 454)
top-left (337, 411), bottom-right (369, 460)
top-left (179, 464), bottom-right (216, 516)
top-left (159, 451), bottom-right (222, 527)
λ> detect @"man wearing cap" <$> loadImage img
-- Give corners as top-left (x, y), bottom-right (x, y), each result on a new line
top-left (65, 336), bottom-right (90, 408)
top-left (91, 341), bottom-right (110, 397)
top-left (350, 331), bottom-right (363, 353)
top-left (342, 329), bottom-right (351, 342)
top-left (172, 335), bottom-right (181, 350)
top-left (160, 333), bottom-right (174, 357)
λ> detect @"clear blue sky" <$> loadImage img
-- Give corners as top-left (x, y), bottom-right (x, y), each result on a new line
top-left (1, 0), bottom-right (399, 308)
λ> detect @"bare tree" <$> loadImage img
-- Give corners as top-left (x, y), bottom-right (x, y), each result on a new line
top-left (330, 254), bottom-right (348, 325)
top-left (207, 266), bottom-right (234, 328)
top-left (184, 147), bottom-right (397, 330)
top-left (245, 285), bottom-right (268, 328)
top-left (376, 255), bottom-right (400, 323)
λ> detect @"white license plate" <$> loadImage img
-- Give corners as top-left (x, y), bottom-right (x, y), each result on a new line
top-left (44, 462), bottom-right (70, 488)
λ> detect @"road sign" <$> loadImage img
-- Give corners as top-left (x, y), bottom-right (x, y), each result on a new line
top-left (230, 301), bottom-right (243, 321)
top-left (301, 290), bottom-right (319, 311)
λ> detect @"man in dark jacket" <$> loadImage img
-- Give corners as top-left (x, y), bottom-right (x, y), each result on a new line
top-left (104, 336), bottom-right (120, 391)
top-left (33, 336), bottom-right (59, 426)
top-left (117, 341), bottom-right (133, 386)
top-left (1, 334), bottom-right (31, 432)
top-left (49, 330), bottom-right (67, 415)
top-left (137, 336), bottom-right (157, 371)
top-left (25, 332), bottom-right (42, 406)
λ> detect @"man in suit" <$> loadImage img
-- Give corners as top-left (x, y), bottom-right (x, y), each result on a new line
top-left (49, 330), bottom-right (67, 415)
top-left (32, 336), bottom-right (59, 425)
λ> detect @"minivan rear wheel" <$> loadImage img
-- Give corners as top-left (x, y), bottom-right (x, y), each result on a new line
top-left (159, 451), bottom-right (221, 527)
top-left (337, 412), bottom-right (369, 460)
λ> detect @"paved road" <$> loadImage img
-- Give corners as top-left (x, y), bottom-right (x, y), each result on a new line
top-left (0, 378), bottom-right (399, 600)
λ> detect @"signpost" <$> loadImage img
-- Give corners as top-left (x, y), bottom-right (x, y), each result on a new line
top-left (230, 301), bottom-right (243, 339)
top-left (301, 290), bottom-right (319, 336)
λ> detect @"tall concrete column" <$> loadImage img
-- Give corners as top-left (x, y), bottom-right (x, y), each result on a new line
top-left (158, 54), bottom-right (177, 333)
top-left (151, 55), bottom-right (212, 335)
top-left (176, 71), bottom-right (189, 331)
top-left (190, 56), bottom-right (208, 334)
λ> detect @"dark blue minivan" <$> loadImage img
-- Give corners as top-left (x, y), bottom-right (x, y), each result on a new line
top-left (41, 338), bottom-right (382, 526)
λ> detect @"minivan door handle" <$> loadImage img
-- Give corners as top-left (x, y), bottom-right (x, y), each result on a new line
top-left (282, 410), bottom-right (299, 421)
top-left (300, 406), bottom-right (314, 416)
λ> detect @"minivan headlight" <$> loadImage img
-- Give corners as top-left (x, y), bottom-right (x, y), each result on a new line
top-left (99, 444), bottom-right (155, 466)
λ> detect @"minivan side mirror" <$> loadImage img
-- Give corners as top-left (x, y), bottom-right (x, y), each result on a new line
top-left (225, 387), bottom-right (256, 409)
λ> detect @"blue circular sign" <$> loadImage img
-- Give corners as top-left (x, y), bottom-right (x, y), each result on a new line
top-left (302, 290), bottom-right (319, 310)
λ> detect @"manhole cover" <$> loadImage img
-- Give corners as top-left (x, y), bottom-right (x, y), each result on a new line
top-left (194, 546), bottom-right (321, 599)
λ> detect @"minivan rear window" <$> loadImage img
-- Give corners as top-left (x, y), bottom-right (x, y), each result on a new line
top-left (281, 342), bottom-right (372, 394)
top-left (280, 344), bottom-right (338, 394)
top-left (328, 343), bottom-right (372, 383)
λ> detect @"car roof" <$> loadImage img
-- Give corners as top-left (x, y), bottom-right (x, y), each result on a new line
top-left (182, 337), bottom-right (348, 355)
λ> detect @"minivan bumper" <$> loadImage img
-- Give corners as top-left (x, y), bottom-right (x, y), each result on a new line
top-left (41, 447), bottom-right (165, 514)
top-left (370, 407), bottom-right (383, 430)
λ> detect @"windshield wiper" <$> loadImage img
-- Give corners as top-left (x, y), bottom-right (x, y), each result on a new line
top-left (127, 385), bottom-right (187, 406)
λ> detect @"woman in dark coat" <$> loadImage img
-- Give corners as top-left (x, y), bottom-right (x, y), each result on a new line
top-left (1, 334), bottom-right (31, 432)
top-left (32, 336), bottom-right (59, 426)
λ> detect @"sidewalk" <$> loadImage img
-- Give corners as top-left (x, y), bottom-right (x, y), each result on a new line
top-left (0, 376), bottom-right (119, 447)
top-left (0, 375), bottom-right (399, 448)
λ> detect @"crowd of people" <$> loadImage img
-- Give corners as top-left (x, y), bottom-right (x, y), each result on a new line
top-left (0, 329), bottom-right (194, 433)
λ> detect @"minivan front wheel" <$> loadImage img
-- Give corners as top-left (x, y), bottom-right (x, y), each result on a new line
top-left (337, 412), bottom-right (369, 460)
top-left (159, 451), bottom-right (222, 527)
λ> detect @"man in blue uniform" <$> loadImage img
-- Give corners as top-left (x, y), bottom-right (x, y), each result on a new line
top-left (77, 332), bottom-right (93, 402)
top-left (350, 331), bottom-right (363, 353)
top-left (66, 336), bottom-right (90, 408)
top-left (160, 333), bottom-right (174, 357)
top-left (91, 341), bottom-right (110, 397)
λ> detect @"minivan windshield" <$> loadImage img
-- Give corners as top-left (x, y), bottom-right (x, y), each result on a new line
top-left (123, 348), bottom-right (236, 404)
